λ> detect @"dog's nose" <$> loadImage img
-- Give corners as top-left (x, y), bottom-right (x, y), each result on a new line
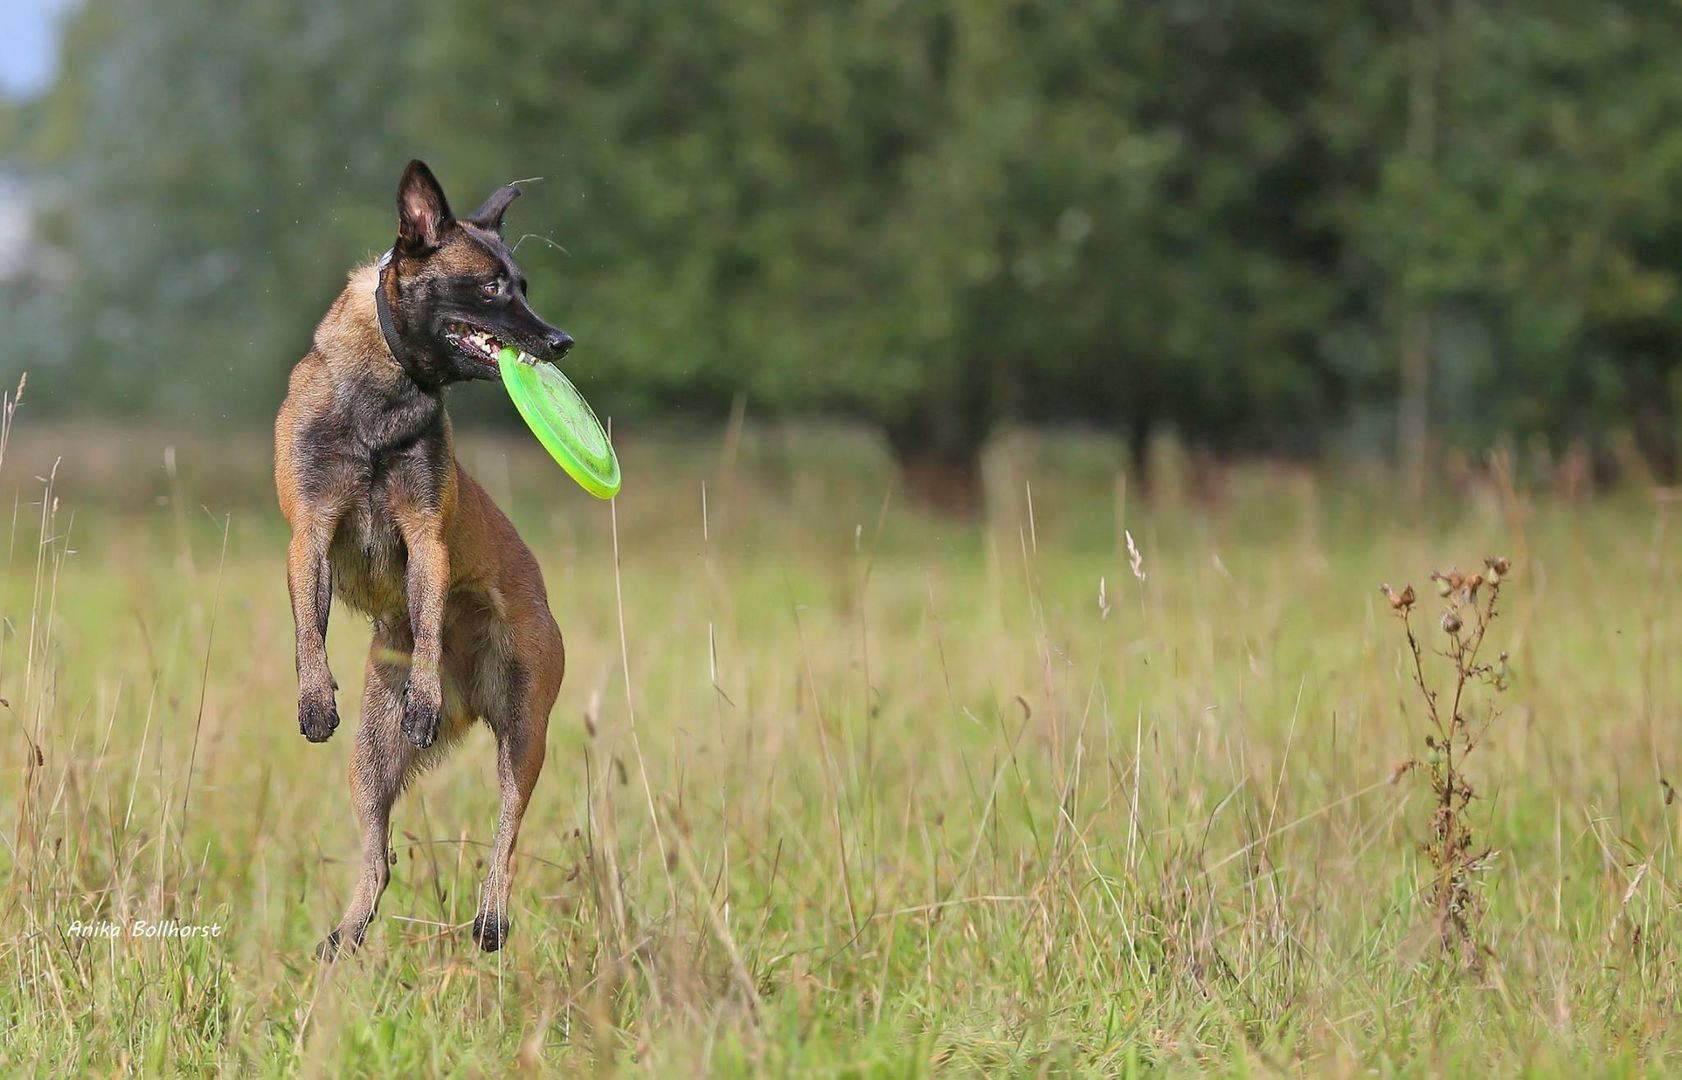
top-left (547, 329), bottom-right (574, 358)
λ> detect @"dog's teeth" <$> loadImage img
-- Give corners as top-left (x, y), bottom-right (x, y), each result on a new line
top-left (452, 327), bottom-right (501, 361)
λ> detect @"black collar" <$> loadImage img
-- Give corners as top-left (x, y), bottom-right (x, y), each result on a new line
top-left (374, 248), bottom-right (420, 377)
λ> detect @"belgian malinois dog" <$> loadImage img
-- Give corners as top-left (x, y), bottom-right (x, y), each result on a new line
top-left (275, 160), bottom-right (573, 956)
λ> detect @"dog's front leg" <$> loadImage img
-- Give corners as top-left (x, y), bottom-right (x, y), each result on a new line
top-left (288, 507), bottom-right (343, 742)
top-left (396, 510), bottom-right (449, 749)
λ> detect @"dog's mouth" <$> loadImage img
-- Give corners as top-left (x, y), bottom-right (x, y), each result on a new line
top-left (444, 321), bottom-right (507, 372)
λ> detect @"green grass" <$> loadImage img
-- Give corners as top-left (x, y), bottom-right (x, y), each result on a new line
top-left (4, 419), bottom-right (1682, 1076)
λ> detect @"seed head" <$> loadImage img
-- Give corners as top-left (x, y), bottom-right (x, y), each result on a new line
top-left (1484, 555), bottom-right (1511, 584)
top-left (1441, 610), bottom-right (1463, 634)
top-left (1430, 569), bottom-right (1463, 597)
top-left (1381, 583), bottom-right (1416, 611)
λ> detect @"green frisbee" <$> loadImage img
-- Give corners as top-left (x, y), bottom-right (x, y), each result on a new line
top-left (497, 346), bottom-right (621, 499)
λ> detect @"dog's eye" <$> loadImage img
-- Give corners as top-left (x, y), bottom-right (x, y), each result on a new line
top-left (480, 280), bottom-right (501, 300)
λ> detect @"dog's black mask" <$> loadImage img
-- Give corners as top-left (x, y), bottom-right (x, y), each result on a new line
top-left (379, 160), bottom-right (573, 389)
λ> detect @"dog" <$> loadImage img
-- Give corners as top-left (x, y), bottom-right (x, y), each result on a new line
top-left (275, 160), bottom-right (573, 956)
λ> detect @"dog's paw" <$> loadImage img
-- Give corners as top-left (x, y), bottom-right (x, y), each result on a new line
top-left (316, 914), bottom-right (375, 960)
top-left (299, 692), bottom-right (340, 743)
top-left (401, 682), bottom-right (442, 750)
top-left (471, 911), bottom-right (510, 952)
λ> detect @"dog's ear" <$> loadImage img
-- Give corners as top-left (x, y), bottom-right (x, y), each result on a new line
top-left (466, 184), bottom-right (521, 234)
top-left (396, 160), bottom-right (453, 254)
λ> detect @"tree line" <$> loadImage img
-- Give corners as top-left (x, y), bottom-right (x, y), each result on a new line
top-left (5, 0), bottom-right (1682, 490)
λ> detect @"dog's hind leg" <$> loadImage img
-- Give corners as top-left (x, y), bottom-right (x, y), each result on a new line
top-left (472, 633), bottom-right (561, 952)
top-left (318, 643), bottom-right (414, 960)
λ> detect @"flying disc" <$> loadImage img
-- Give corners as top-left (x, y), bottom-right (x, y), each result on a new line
top-left (497, 346), bottom-right (621, 499)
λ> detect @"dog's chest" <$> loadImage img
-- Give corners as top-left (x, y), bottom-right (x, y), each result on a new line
top-left (313, 390), bottom-right (450, 618)
top-left (330, 491), bottom-right (408, 616)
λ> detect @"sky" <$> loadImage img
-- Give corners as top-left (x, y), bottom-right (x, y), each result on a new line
top-left (0, 0), bottom-right (75, 99)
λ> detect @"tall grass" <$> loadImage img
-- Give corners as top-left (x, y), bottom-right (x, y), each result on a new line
top-left (2, 412), bottom-right (1682, 1075)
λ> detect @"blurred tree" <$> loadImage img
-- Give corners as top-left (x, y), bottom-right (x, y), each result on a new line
top-left (12, 0), bottom-right (1682, 492)
top-left (28, 0), bottom-right (419, 418)
top-left (425, 0), bottom-right (1350, 494)
top-left (892, 0), bottom-right (1348, 488)
top-left (1322, 0), bottom-right (1682, 479)
top-left (417, 0), bottom-right (960, 438)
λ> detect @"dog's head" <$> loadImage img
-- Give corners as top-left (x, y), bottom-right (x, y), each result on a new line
top-left (381, 159), bottom-right (573, 387)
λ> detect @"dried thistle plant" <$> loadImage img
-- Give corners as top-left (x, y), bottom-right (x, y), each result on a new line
top-left (1382, 554), bottom-right (1513, 972)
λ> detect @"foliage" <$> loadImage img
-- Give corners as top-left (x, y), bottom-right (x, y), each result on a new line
top-left (17, 0), bottom-right (418, 416)
top-left (5, 0), bottom-right (1682, 479)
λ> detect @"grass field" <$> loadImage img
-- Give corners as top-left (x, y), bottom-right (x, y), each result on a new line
top-left (5, 411), bottom-right (1682, 1076)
